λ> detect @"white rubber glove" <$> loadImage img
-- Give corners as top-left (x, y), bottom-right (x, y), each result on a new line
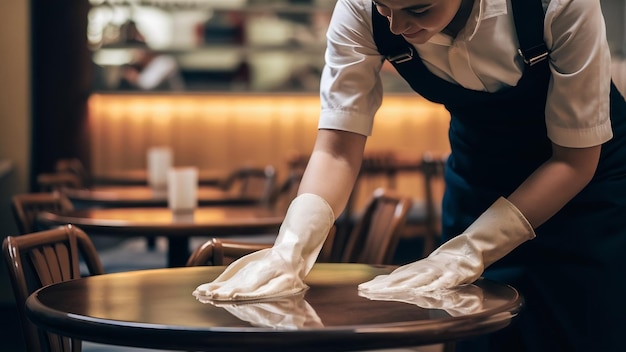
top-left (359, 197), bottom-right (535, 293)
top-left (193, 193), bottom-right (334, 301)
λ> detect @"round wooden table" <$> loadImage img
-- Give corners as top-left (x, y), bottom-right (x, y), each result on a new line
top-left (36, 206), bottom-right (283, 267)
top-left (63, 185), bottom-right (258, 208)
top-left (25, 264), bottom-right (523, 351)
top-left (92, 169), bottom-right (227, 186)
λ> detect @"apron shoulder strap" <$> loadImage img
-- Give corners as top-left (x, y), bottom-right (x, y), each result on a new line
top-left (371, 3), bottom-right (413, 64)
top-left (511, 0), bottom-right (549, 66)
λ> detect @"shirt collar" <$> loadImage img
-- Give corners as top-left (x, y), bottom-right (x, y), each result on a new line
top-left (429, 0), bottom-right (509, 44)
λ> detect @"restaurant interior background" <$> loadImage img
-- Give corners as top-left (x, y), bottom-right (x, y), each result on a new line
top-left (0, 1), bottom-right (624, 351)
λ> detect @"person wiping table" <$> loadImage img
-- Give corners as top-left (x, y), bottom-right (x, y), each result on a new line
top-left (194, 1), bottom-right (626, 350)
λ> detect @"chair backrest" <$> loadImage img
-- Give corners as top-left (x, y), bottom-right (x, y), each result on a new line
top-left (55, 158), bottom-right (91, 187)
top-left (2, 224), bottom-right (104, 352)
top-left (186, 226), bottom-right (336, 266)
top-left (186, 238), bottom-right (271, 266)
top-left (37, 172), bottom-right (83, 192)
top-left (399, 151), bottom-right (449, 259)
top-left (218, 165), bottom-right (277, 204)
top-left (339, 188), bottom-right (412, 265)
top-left (419, 151), bottom-right (448, 247)
top-left (285, 152), bottom-right (309, 175)
top-left (266, 170), bottom-right (303, 212)
top-left (359, 151), bottom-right (398, 188)
top-left (11, 192), bottom-right (75, 234)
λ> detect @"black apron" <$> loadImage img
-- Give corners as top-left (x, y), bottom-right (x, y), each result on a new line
top-left (372, 0), bottom-right (626, 350)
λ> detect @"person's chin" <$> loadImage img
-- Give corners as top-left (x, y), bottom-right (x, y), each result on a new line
top-left (402, 31), bottom-right (432, 45)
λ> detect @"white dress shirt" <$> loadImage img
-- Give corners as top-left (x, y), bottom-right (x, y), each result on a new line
top-left (319, 0), bottom-right (613, 148)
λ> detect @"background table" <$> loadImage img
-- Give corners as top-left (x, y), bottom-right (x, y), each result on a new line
top-left (36, 206), bottom-right (283, 266)
top-left (25, 264), bottom-right (523, 352)
top-left (92, 169), bottom-right (227, 186)
top-left (63, 185), bottom-right (258, 208)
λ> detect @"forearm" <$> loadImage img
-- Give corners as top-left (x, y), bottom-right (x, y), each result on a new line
top-left (507, 144), bottom-right (601, 228)
top-left (298, 129), bottom-right (367, 217)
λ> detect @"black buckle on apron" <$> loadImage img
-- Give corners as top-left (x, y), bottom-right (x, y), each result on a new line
top-left (387, 47), bottom-right (414, 64)
top-left (518, 44), bottom-right (549, 66)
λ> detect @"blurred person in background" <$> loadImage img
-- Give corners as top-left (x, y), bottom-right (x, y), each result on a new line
top-left (119, 48), bottom-right (185, 91)
top-left (117, 19), bottom-right (184, 91)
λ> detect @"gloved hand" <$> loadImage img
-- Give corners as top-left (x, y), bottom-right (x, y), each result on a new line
top-left (194, 292), bottom-right (324, 329)
top-left (359, 284), bottom-right (483, 317)
top-left (193, 193), bottom-right (334, 301)
top-left (359, 197), bottom-right (535, 293)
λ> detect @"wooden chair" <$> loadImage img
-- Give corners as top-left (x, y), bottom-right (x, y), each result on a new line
top-left (293, 151), bottom-right (406, 244)
top-left (189, 187), bottom-right (410, 266)
top-left (37, 172), bottom-right (83, 192)
top-left (217, 165), bottom-right (277, 205)
top-left (266, 170), bottom-right (303, 212)
top-left (337, 187), bottom-right (413, 265)
top-left (359, 151), bottom-right (399, 188)
top-left (399, 151), bottom-right (448, 259)
top-left (55, 158), bottom-right (91, 187)
top-left (186, 226), bottom-right (336, 266)
top-left (11, 192), bottom-right (74, 234)
top-left (2, 224), bottom-right (104, 352)
top-left (186, 238), bottom-right (271, 266)
top-left (288, 151), bottom-right (446, 262)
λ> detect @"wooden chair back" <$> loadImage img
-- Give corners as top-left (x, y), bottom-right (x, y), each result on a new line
top-left (339, 188), bottom-right (412, 265)
top-left (398, 151), bottom-right (448, 258)
top-left (218, 165), bottom-right (277, 204)
top-left (37, 172), bottom-right (83, 192)
top-left (11, 192), bottom-right (74, 234)
top-left (2, 224), bottom-right (104, 352)
top-left (55, 158), bottom-right (91, 187)
top-left (186, 238), bottom-right (271, 266)
top-left (266, 170), bottom-right (303, 212)
top-left (186, 226), bottom-right (336, 266)
top-left (419, 151), bottom-right (447, 252)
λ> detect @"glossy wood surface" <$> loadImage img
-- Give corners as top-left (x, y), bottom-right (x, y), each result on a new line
top-left (36, 207), bottom-right (283, 267)
top-left (63, 185), bottom-right (257, 207)
top-left (26, 264), bottom-right (522, 351)
top-left (92, 169), bottom-right (228, 186)
top-left (37, 206), bottom-right (283, 235)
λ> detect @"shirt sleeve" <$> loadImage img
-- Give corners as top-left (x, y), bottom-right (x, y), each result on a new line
top-left (543, 0), bottom-right (613, 147)
top-left (318, 0), bottom-right (385, 137)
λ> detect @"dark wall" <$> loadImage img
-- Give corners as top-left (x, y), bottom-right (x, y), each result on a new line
top-left (30, 0), bottom-right (92, 190)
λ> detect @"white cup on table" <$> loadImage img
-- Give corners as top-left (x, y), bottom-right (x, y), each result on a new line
top-left (168, 167), bottom-right (198, 213)
top-left (147, 147), bottom-right (173, 190)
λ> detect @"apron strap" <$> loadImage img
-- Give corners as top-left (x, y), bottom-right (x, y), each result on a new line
top-left (511, 0), bottom-right (549, 66)
top-left (371, 3), bottom-right (412, 65)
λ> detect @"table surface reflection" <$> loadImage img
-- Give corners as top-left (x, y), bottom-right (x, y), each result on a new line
top-left (92, 169), bottom-right (227, 186)
top-left (63, 185), bottom-right (258, 207)
top-left (26, 264), bottom-right (522, 351)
